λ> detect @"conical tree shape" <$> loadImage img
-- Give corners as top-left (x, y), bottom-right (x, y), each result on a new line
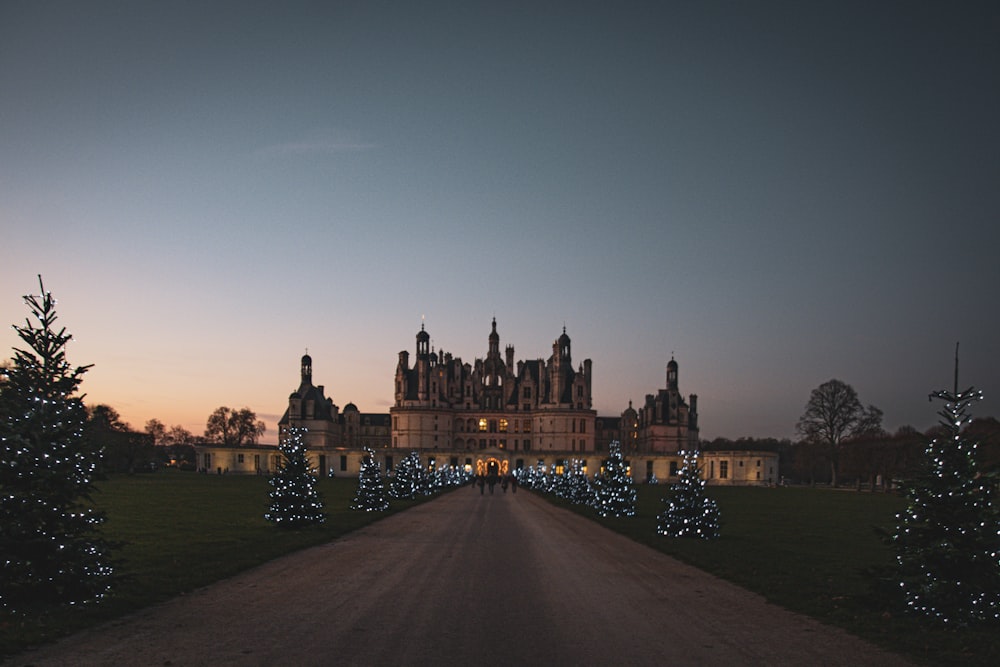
top-left (593, 441), bottom-right (636, 518)
top-left (657, 449), bottom-right (720, 539)
top-left (0, 277), bottom-right (115, 613)
top-left (265, 426), bottom-right (325, 527)
top-left (389, 451), bottom-right (422, 500)
top-left (894, 386), bottom-right (1000, 624)
top-left (351, 447), bottom-right (389, 511)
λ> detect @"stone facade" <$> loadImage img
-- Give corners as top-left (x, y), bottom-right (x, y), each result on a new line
top-left (194, 319), bottom-right (778, 485)
top-left (390, 319), bottom-right (595, 455)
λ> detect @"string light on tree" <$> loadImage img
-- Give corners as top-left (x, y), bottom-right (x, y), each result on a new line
top-left (389, 451), bottom-right (422, 500)
top-left (351, 447), bottom-right (389, 512)
top-left (0, 276), bottom-right (115, 614)
top-left (593, 441), bottom-right (636, 518)
top-left (265, 425), bottom-right (325, 528)
top-left (893, 344), bottom-right (1000, 625)
top-left (657, 448), bottom-right (720, 539)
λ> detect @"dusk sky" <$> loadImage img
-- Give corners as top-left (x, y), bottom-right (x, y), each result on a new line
top-left (2, 1), bottom-right (998, 443)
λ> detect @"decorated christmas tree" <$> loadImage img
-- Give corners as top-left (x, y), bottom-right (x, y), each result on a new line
top-left (265, 426), bottom-right (325, 527)
top-left (0, 277), bottom-right (115, 613)
top-left (593, 441), bottom-right (636, 517)
top-left (389, 450), bottom-right (422, 500)
top-left (657, 448), bottom-right (720, 539)
top-left (351, 447), bottom-right (389, 511)
top-left (893, 356), bottom-right (1000, 625)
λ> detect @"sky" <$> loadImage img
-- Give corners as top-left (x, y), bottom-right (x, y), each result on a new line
top-left (2, 1), bottom-right (998, 444)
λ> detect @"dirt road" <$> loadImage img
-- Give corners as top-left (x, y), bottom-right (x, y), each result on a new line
top-left (10, 488), bottom-right (911, 666)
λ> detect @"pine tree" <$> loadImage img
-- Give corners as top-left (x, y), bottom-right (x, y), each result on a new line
top-left (593, 441), bottom-right (636, 517)
top-left (657, 448), bottom-right (720, 539)
top-left (389, 450), bottom-right (421, 500)
top-left (893, 379), bottom-right (1000, 625)
top-left (0, 277), bottom-right (115, 613)
top-left (567, 459), bottom-right (595, 506)
top-left (265, 426), bottom-right (325, 527)
top-left (351, 447), bottom-right (389, 511)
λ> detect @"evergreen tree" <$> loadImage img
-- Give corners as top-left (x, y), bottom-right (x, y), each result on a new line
top-left (0, 277), bottom-right (115, 613)
top-left (567, 459), bottom-right (595, 506)
top-left (389, 450), bottom-right (421, 500)
top-left (893, 381), bottom-right (1000, 624)
top-left (265, 426), bottom-right (325, 527)
top-left (593, 441), bottom-right (636, 517)
top-left (657, 448), bottom-right (720, 539)
top-left (351, 447), bottom-right (389, 511)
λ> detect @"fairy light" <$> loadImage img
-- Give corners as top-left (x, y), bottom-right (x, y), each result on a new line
top-left (592, 441), bottom-right (636, 518)
top-left (893, 372), bottom-right (999, 625)
top-left (265, 425), bottom-right (325, 527)
top-left (1, 276), bottom-right (114, 614)
top-left (389, 451), bottom-right (423, 500)
top-left (351, 447), bottom-right (389, 511)
top-left (657, 448), bottom-right (720, 539)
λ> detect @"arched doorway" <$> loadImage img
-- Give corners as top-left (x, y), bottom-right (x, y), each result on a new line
top-left (476, 457), bottom-right (509, 478)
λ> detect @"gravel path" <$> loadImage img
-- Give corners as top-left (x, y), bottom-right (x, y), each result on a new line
top-left (9, 488), bottom-right (912, 666)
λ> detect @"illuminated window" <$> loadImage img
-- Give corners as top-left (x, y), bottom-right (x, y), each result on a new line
top-left (499, 418), bottom-right (508, 432)
top-left (479, 418), bottom-right (488, 432)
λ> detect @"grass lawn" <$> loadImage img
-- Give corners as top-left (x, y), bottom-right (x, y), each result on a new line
top-left (3, 473), bottom-right (998, 665)
top-left (0, 470), bottom-right (428, 659)
top-left (548, 484), bottom-right (999, 666)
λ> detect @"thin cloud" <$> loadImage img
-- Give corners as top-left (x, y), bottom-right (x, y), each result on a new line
top-left (255, 130), bottom-right (377, 158)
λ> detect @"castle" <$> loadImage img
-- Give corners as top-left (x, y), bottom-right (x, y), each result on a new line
top-left (196, 320), bottom-right (777, 485)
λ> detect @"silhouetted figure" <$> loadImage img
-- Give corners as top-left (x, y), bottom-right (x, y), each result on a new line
top-left (511, 474), bottom-right (518, 494)
top-left (487, 472), bottom-right (498, 494)
top-left (501, 476), bottom-right (509, 493)
top-left (478, 475), bottom-right (485, 495)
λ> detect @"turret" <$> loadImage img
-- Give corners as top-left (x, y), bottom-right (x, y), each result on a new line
top-left (667, 357), bottom-right (678, 391)
top-left (301, 353), bottom-right (313, 386)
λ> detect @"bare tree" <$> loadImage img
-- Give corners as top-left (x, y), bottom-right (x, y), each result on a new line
top-left (205, 406), bottom-right (266, 446)
top-left (796, 379), bottom-right (882, 487)
top-left (145, 418), bottom-right (166, 446)
top-left (165, 425), bottom-right (194, 446)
